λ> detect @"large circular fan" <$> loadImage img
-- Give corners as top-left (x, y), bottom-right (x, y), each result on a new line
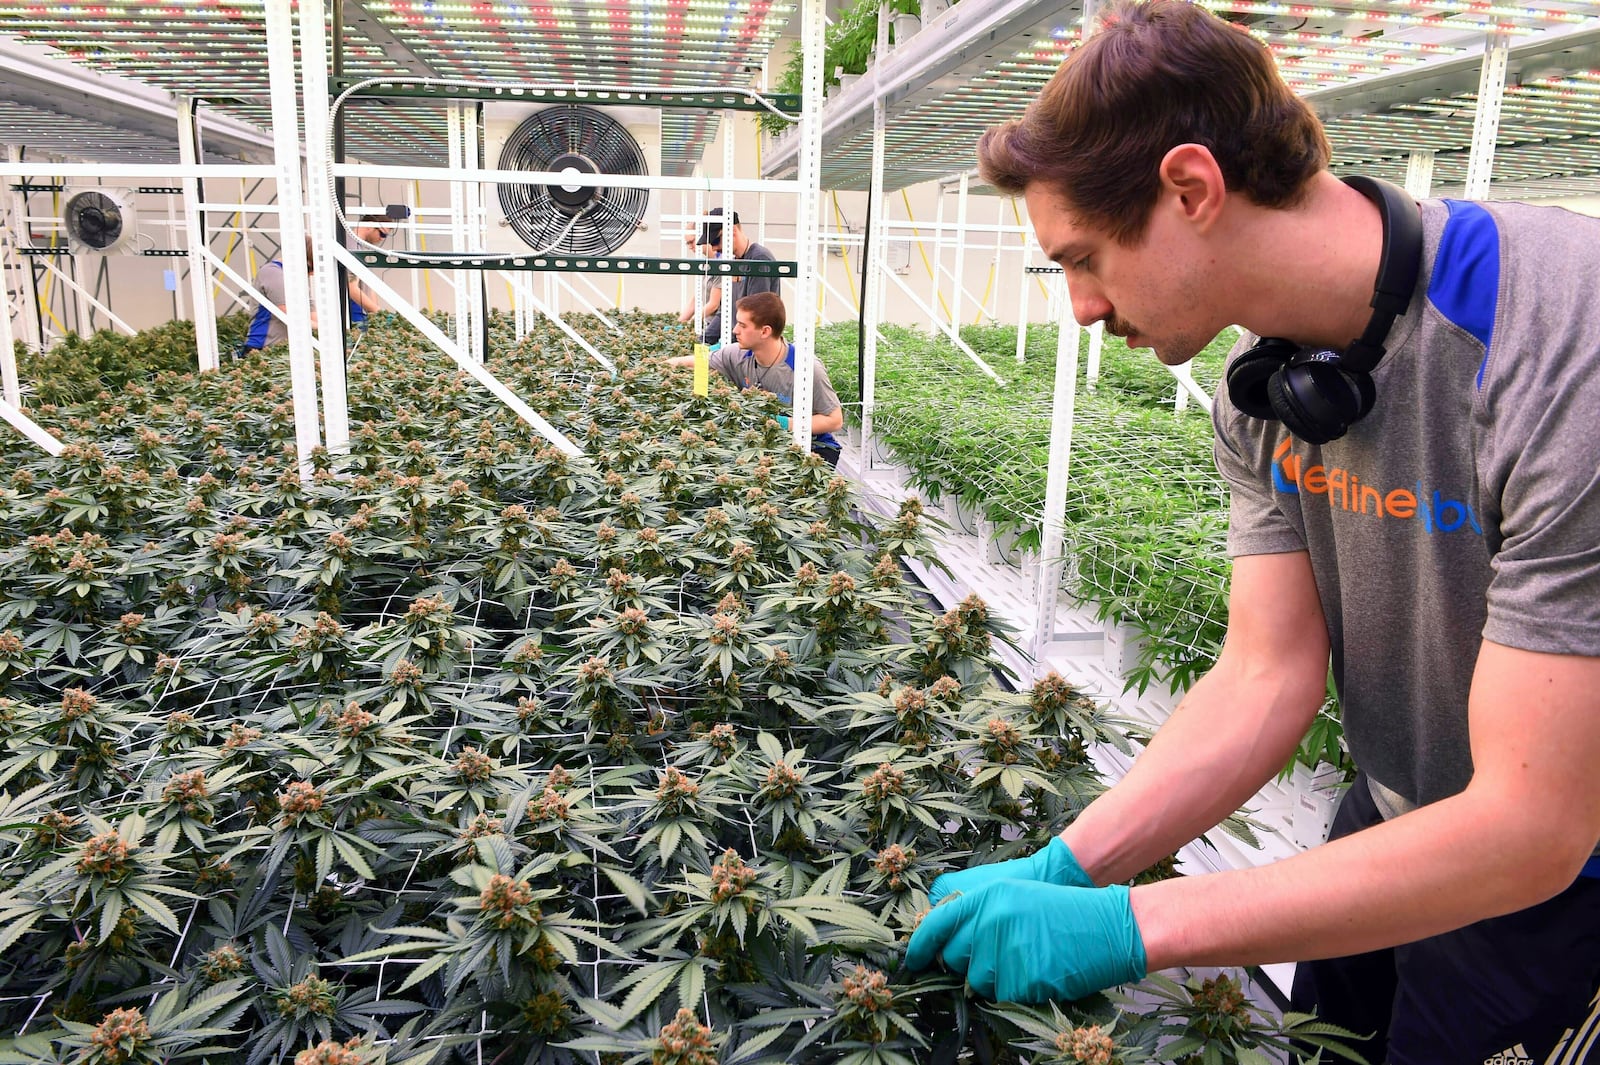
top-left (496, 106), bottom-right (649, 256)
top-left (63, 189), bottom-right (132, 252)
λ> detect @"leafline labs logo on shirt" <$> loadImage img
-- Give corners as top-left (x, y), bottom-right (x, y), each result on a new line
top-left (1270, 438), bottom-right (1483, 535)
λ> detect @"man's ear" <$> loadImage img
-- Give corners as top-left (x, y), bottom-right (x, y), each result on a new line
top-left (1157, 143), bottom-right (1226, 232)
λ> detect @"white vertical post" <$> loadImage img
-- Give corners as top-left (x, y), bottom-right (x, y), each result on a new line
top-left (0, 205), bottom-right (16, 404)
top-left (690, 182), bottom-right (706, 340)
top-left (860, 96), bottom-right (887, 471)
top-left (298, 0), bottom-right (349, 450)
top-left (1086, 317), bottom-right (1103, 389)
top-left (4, 147), bottom-right (41, 353)
top-left (1031, 305), bottom-right (1082, 659)
top-left (1405, 149), bottom-right (1436, 199)
top-left (447, 104), bottom-right (474, 358)
top-left (265, 0), bottom-right (322, 480)
top-left (950, 171), bottom-right (968, 331)
top-left (72, 250), bottom-right (90, 338)
top-left (1015, 264), bottom-right (1030, 363)
top-left (790, 0), bottom-right (825, 452)
top-left (406, 179), bottom-right (420, 310)
top-left (929, 186), bottom-right (944, 322)
top-left (719, 109), bottom-right (735, 349)
top-left (985, 195), bottom-right (1004, 325)
top-left (679, 187), bottom-right (690, 322)
top-left (167, 192), bottom-right (186, 322)
top-left (466, 106), bottom-right (487, 361)
top-left (1464, 33), bottom-right (1509, 201)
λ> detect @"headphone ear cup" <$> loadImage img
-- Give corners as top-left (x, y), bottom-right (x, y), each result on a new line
top-left (1269, 359), bottom-right (1368, 445)
top-left (1226, 339), bottom-right (1298, 420)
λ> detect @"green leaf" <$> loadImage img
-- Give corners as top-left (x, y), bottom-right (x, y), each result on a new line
top-left (331, 833), bottom-right (376, 879)
top-left (615, 961), bottom-right (683, 1023)
top-left (755, 730), bottom-right (785, 763)
top-left (316, 832), bottom-right (335, 883)
top-left (658, 821), bottom-right (682, 862)
top-left (123, 887), bottom-right (185, 935)
top-left (599, 864), bottom-right (651, 915)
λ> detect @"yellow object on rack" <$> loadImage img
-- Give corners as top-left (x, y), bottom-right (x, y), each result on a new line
top-left (693, 342), bottom-right (710, 396)
top-left (832, 191), bottom-right (858, 311)
top-left (899, 189), bottom-right (953, 321)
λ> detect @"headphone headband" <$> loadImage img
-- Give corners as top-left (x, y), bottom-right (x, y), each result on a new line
top-left (1224, 174), bottom-right (1424, 445)
top-left (1338, 175), bottom-right (1423, 374)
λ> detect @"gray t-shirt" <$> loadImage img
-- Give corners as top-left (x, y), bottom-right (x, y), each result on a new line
top-left (246, 260), bottom-right (288, 349)
top-left (708, 341), bottom-right (841, 446)
top-left (1213, 198), bottom-right (1600, 815)
top-left (701, 241), bottom-right (781, 343)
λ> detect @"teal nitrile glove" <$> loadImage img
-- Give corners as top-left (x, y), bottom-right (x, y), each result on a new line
top-left (904, 880), bottom-right (1146, 1004)
top-left (927, 836), bottom-right (1091, 906)
top-left (776, 414), bottom-right (790, 431)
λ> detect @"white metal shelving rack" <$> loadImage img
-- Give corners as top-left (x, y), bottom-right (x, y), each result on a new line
top-left (0, 0), bottom-right (822, 473)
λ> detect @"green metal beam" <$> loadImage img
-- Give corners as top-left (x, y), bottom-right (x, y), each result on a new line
top-left (331, 79), bottom-right (800, 116)
top-left (356, 251), bottom-right (798, 276)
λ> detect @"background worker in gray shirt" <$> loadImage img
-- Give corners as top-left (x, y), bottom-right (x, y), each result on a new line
top-left (669, 292), bottom-right (844, 467)
top-left (904, 4), bottom-right (1600, 1063)
top-left (677, 208), bottom-right (780, 345)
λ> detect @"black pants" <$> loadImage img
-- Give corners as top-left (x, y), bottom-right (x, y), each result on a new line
top-left (812, 442), bottom-right (841, 468)
top-left (1291, 774), bottom-right (1600, 1064)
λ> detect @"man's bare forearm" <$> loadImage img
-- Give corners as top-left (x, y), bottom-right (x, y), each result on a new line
top-left (1061, 656), bottom-right (1322, 885)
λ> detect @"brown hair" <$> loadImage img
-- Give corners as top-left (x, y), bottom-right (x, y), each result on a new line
top-left (976, 0), bottom-right (1330, 245)
top-left (737, 291), bottom-right (786, 339)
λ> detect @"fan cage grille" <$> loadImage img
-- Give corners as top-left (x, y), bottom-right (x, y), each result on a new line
top-left (64, 190), bottom-right (129, 251)
top-left (496, 106), bottom-right (650, 257)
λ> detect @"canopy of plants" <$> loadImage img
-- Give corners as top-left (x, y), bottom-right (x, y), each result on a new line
top-left (816, 323), bottom-right (1232, 695)
top-left (0, 313), bottom-right (1361, 1065)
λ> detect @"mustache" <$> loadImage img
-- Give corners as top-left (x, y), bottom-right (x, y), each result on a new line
top-left (1106, 317), bottom-right (1135, 338)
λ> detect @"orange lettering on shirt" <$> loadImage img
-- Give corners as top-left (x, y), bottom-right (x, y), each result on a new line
top-left (1385, 488), bottom-right (1416, 519)
top-left (1303, 466), bottom-right (1328, 493)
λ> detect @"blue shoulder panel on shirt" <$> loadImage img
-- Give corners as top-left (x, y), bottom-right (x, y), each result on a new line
top-left (1430, 200), bottom-right (1499, 389)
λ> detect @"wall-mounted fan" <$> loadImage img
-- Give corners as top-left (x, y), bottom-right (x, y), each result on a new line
top-left (61, 188), bottom-right (138, 255)
top-left (495, 106), bottom-right (650, 256)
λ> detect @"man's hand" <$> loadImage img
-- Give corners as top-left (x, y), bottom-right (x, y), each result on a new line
top-left (927, 836), bottom-right (1092, 906)
top-left (904, 881), bottom-right (1146, 1003)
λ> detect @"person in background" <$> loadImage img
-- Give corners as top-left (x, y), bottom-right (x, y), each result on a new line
top-left (669, 292), bottom-right (844, 467)
top-left (345, 213), bottom-right (391, 328)
top-left (238, 235), bottom-right (318, 358)
top-left (903, 3), bottom-right (1600, 1063)
top-left (677, 208), bottom-right (781, 345)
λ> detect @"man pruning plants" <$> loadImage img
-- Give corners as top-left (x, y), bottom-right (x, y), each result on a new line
top-left (904, 4), bottom-right (1600, 1063)
top-left (669, 292), bottom-right (845, 467)
top-left (677, 208), bottom-right (782, 345)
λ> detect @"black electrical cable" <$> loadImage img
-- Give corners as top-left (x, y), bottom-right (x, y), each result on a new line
top-left (856, 189), bottom-right (872, 412)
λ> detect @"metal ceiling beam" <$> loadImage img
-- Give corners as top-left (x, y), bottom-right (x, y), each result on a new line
top-left (1305, 22), bottom-right (1600, 122)
top-left (339, 0), bottom-right (444, 80)
top-left (762, 0), bottom-right (1078, 180)
top-left (0, 36), bottom-right (275, 163)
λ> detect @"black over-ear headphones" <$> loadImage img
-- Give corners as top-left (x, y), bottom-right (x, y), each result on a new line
top-left (1225, 175), bottom-right (1424, 445)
